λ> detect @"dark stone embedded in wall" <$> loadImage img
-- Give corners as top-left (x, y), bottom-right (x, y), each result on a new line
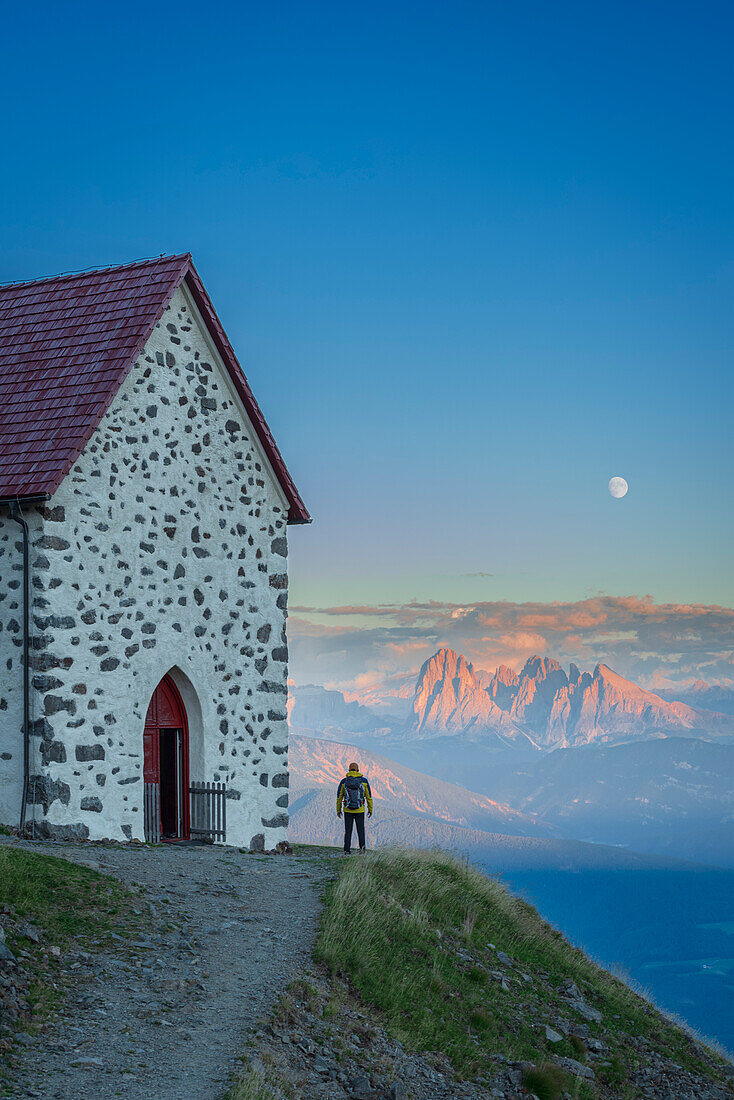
top-left (249, 833), bottom-right (265, 852)
top-left (261, 813), bottom-right (288, 829)
top-left (39, 505), bottom-right (66, 522)
top-left (29, 776), bottom-right (71, 812)
top-left (276, 794), bottom-right (289, 808)
top-left (40, 741), bottom-right (67, 765)
top-left (36, 821), bottom-right (89, 841)
top-left (29, 717), bottom-right (54, 740)
top-left (32, 675), bottom-right (64, 692)
top-left (267, 709), bottom-right (286, 722)
top-left (81, 796), bottom-right (103, 812)
top-left (32, 653), bottom-right (72, 672)
top-left (272, 772), bottom-right (289, 788)
top-left (259, 681), bottom-right (287, 695)
top-left (259, 773), bottom-right (269, 787)
top-left (44, 695), bottom-right (76, 716)
top-left (269, 573), bottom-right (287, 590)
top-left (256, 624), bottom-right (271, 643)
top-left (75, 744), bottom-right (105, 762)
top-left (38, 535), bottom-right (71, 551)
top-left (271, 646), bottom-right (288, 663)
top-left (40, 615), bottom-right (76, 630)
top-left (100, 657), bottom-right (120, 671)
top-left (121, 824), bottom-right (133, 839)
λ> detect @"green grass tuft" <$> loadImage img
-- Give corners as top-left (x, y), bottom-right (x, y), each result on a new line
top-left (523, 1063), bottom-right (568, 1100)
top-left (226, 1066), bottom-right (283, 1100)
top-left (568, 1033), bottom-right (586, 1059)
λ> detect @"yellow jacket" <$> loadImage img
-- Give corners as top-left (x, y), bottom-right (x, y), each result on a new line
top-left (337, 768), bottom-right (373, 814)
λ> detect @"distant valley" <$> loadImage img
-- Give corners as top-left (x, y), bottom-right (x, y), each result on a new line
top-left (377, 735), bottom-right (734, 868)
top-left (288, 734), bottom-right (707, 872)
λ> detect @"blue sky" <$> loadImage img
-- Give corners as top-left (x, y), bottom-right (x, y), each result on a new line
top-left (1, 1), bottom-right (731, 682)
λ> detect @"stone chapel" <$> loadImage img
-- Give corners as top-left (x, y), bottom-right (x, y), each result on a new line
top-left (0, 254), bottom-right (310, 848)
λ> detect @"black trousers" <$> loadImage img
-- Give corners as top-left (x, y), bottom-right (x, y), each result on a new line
top-left (343, 812), bottom-right (366, 852)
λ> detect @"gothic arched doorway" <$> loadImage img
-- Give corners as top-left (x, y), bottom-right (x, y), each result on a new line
top-left (143, 674), bottom-right (190, 841)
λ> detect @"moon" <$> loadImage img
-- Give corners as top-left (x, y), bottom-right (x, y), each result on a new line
top-left (608, 476), bottom-right (629, 499)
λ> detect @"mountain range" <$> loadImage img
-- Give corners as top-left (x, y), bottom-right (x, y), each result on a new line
top-left (290, 648), bottom-right (734, 751)
top-left (409, 648), bottom-right (734, 748)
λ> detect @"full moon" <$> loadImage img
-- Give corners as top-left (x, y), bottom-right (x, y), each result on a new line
top-left (608, 476), bottom-right (629, 499)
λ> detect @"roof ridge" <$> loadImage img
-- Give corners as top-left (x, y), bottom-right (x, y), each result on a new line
top-left (0, 252), bottom-right (310, 523)
top-left (0, 252), bottom-right (191, 292)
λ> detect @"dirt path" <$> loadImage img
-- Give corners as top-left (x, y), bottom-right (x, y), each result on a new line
top-left (6, 840), bottom-right (332, 1100)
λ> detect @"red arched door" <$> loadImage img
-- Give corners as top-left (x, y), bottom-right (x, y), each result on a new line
top-left (144, 675), bottom-right (189, 840)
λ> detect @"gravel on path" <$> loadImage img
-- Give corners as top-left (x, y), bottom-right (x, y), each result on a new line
top-left (6, 840), bottom-right (332, 1100)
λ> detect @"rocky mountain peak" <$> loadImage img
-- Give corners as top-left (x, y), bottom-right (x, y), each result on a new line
top-left (521, 655), bottom-right (565, 683)
top-left (424, 647), bottom-right (475, 681)
top-left (411, 647), bottom-right (520, 740)
top-left (407, 648), bottom-right (734, 749)
top-left (494, 664), bottom-right (520, 686)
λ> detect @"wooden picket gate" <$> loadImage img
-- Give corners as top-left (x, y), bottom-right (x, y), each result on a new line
top-left (189, 781), bottom-right (227, 843)
top-left (143, 782), bottom-right (161, 844)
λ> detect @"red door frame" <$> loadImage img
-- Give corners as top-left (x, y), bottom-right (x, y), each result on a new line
top-left (143, 675), bottom-right (190, 841)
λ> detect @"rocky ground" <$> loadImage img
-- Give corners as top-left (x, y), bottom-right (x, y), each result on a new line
top-left (232, 963), bottom-right (734, 1100)
top-left (1, 838), bottom-right (331, 1099)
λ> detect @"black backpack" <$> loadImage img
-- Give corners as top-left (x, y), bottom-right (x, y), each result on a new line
top-left (344, 775), bottom-right (365, 811)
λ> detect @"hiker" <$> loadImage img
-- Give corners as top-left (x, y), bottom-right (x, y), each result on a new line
top-left (336, 761), bottom-right (373, 854)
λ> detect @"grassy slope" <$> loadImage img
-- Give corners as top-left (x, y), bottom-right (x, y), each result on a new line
top-left (0, 846), bottom-right (139, 942)
top-left (0, 845), bottom-right (143, 1080)
top-left (314, 848), bottom-right (731, 1097)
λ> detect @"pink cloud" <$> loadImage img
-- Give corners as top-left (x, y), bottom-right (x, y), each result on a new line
top-left (289, 594), bottom-right (734, 691)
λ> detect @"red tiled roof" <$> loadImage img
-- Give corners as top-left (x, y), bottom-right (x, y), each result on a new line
top-left (0, 254), bottom-right (310, 523)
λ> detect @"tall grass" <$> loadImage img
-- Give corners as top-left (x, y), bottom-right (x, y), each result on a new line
top-left (314, 847), bottom-right (727, 1083)
top-left (226, 1067), bottom-right (284, 1100)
